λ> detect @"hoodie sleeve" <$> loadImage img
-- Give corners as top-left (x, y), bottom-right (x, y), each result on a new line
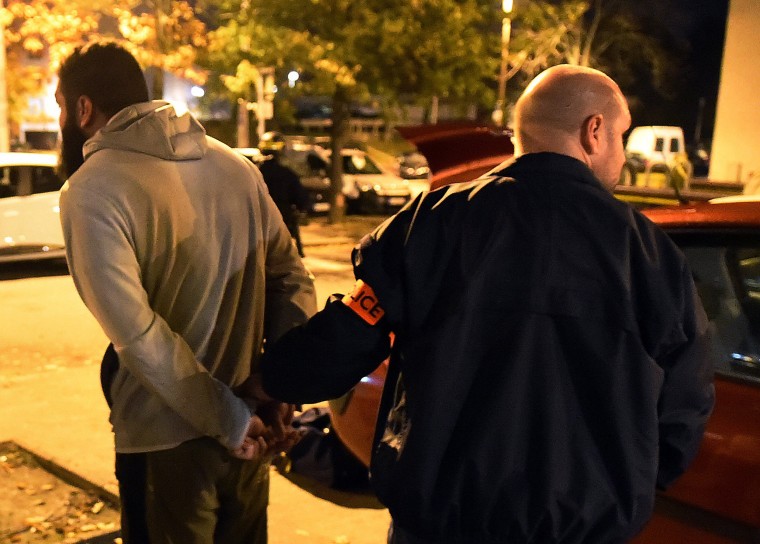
top-left (254, 166), bottom-right (317, 346)
top-left (59, 182), bottom-right (253, 451)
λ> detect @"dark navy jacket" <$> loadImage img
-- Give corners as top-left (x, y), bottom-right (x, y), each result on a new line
top-left (262, 153), bottom-right (715, 543)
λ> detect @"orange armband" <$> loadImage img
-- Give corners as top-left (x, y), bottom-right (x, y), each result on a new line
top-left (342, 279), bottom-right (385, 325)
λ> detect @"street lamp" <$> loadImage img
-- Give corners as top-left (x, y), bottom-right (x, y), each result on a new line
top-left (492, 0), bottom-right (513, 128)
top-left (287, 70), bottom-right (300, 88)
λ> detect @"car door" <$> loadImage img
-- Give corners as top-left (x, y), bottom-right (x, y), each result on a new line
top-left (20, 164), bottom-right (65, 249)
top-left (633, 230), bottom-right (760, 544)
top-left (0, 164), bottom-right (30, 253)
top-left (0, 163), bottom-right (64, 259)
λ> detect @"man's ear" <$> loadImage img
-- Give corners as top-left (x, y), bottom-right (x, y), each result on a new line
top-left (75, 95), bottom-right (96, 129)
top-left (581, 114), bottom-right (604, 155)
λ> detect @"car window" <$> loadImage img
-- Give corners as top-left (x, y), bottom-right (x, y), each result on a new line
top-left (31, 166), bottom-right (64, 194)
top-left (0, 165), bottom-right (31, 198)
top-left (669, 138), bottom-right (680, 153)
top-left (0, 165), bottom-right (62, 198)
top-left (678, 239), bottom-right (760, 384)
top-left (655, 138), bottom-right (665, 153)
top-left (0, 166), bottom-right (15, 198)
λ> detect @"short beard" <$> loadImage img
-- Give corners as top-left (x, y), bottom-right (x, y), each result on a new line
top-left (59, 118), bottom-right (89, 179)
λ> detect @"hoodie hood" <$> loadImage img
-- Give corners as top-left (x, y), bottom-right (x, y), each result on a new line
top-left (83, 101), bottom-right (208, 162)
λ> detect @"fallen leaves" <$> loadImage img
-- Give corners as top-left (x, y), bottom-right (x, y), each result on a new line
top-left (0, 442), bottom-right (121, 543)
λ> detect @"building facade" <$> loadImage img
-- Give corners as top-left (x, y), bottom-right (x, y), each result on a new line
top-left (709, 0), bottom-right (760, 185)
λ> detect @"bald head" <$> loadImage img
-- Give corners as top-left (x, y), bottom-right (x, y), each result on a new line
top-left (513, 65), bottom-right (631, 189)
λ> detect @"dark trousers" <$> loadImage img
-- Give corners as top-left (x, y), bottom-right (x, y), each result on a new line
top-left (102, 345), bottom-right (268, 544)
top-left (115, 453), bottom-right (151, 544)
top-left (387, 522), bottom-right (445, 544)
top-left (144, 438), bottom-right (269, 544)
top-left (103, 345), bottom-right (151, 543)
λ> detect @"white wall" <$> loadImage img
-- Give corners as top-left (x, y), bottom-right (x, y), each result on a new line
top-left (709, 0), bottom-right (760, 184)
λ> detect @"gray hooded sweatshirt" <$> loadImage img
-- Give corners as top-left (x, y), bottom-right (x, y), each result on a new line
top-left (60, 101), bottom-right (316, 453)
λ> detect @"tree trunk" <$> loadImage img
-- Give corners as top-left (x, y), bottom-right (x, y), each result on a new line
top-left (149, 65), bottom-right (164, 100)
top-left (0, 20), bottom-right (9, 152)
top-left (149, 0), bottom-right (169, 100)
top-left (328, 86), bottom-right (351, 224)
top-left (581, 0), bottom-right (603, 66)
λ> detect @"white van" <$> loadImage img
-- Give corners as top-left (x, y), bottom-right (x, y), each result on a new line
top-left (623, 126), bottom-right (692, 188)
top-left (0, 152), bottom-right (66, 262)
top-left (626, 126), bottom-right (685, 164)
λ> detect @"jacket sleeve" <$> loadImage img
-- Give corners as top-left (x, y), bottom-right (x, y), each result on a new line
top-left (656, 262), bottom-right (716, 489)
top-left (60, 182), bottom-right (254, 451)
top-left (261, 295), bottom-right (391, 403)
top-left (261, 196), bottom-right (423, 403)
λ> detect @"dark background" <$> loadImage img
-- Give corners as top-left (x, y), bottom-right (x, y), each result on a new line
top-left (626, 0), bottom-right (730, 145)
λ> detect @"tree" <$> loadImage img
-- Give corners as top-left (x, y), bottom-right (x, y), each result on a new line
top-left (207, 0), bottom-right (499, 222)
top-left (507, 0), bottom-right (678, 115)
top-left (112, 0), bottom-right (208, 99)
top-left (1, 0), bottom-right (209, 143)
top-left (202, 0), bottom-right (318, 144)
top-left (1, 0), bottom-right (99, 141)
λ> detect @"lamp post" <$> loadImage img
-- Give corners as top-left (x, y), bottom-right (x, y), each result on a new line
top-left (492, 0), bottom-right (513, 128)
top-left (0, 16), bottom-right (9, 152)
top-left (235, 66), bottom-right (275, 147)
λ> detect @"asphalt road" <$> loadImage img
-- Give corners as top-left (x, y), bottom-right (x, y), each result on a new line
top-left (0, 215), bottom-right (392, 544)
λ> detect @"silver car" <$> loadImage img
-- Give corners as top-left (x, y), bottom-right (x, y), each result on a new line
top-left (0, 152), bottom-right (65, 262)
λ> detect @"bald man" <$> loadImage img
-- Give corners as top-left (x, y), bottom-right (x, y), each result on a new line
top-left (514, 64), bottom-right (631, 190)
top-left (256, 65), bottom-right (715, 544)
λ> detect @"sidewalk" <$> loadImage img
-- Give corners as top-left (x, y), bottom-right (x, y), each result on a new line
top-left (0, 365), bottom-right (390, 544)
top-left (299, 215), bottom-right (384, 248)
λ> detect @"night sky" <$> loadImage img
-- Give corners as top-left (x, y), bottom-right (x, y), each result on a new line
top-left (623, 0), bottom-right (730, 144)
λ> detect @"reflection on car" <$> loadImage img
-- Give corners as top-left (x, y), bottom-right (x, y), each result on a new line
top-left (0, 152), bottom-right (65, 262)
top-left (329, 198), bottom-right (760, 544)
top-left (234, 147), bottom-right (266, 165)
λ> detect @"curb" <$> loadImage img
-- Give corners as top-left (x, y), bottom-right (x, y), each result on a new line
top-left (3, 439), bottom-right (120, 508)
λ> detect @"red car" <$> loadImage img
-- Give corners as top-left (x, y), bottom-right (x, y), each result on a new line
top-left (328, 192), bottom-right (760, 542)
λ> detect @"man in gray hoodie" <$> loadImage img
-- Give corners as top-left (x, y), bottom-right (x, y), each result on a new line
top-left (57, 40), bottom-right (316, 543)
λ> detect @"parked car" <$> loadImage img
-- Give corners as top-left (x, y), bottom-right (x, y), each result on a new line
top-left (0, 152), bottom-right (65, 262)
top-left (235, 145), bottom-right (331, 215)
top-left (328, 198), bottom-right (760, 543)
top-left (304, 148), bottom-right (413, 214)
top-left (397, 151), bottom-right (431, 180)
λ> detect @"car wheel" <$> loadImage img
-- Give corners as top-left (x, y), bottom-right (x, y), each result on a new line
top-left (346, 197), bottom-right (361, 215)
top-left (619, 164), bottom-right (636, 186)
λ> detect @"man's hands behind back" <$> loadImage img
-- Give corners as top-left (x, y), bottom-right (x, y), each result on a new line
top-left (230, 376), bottom-right (301, 461)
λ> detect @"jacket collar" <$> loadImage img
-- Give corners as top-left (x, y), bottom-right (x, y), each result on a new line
top-left (491, 152), bottom-right (606, 192)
